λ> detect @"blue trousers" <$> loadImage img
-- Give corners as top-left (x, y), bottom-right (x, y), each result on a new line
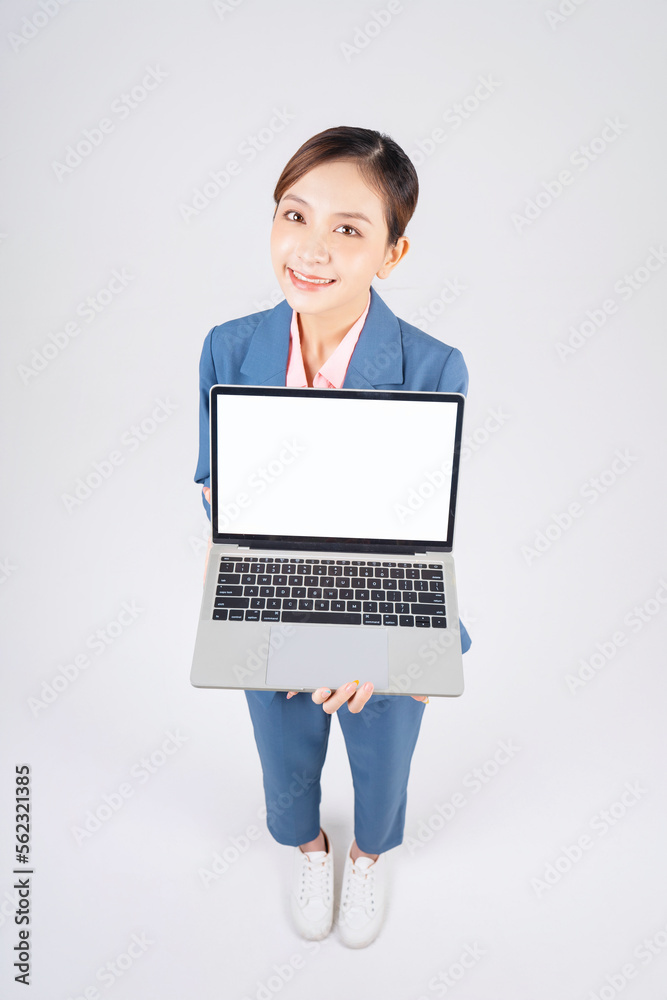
top-left (244, 689), bottom-right (426, 855)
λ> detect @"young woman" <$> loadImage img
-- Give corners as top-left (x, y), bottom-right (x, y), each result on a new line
top-left (195, 126), bottom-right (471, 948)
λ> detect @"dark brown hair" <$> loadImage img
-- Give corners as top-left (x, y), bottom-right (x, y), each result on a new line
top-left (272, 126), bottom-right (419, 249)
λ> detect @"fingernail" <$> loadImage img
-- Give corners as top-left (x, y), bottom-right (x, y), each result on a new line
top-left (363, 682), bottom-right (373, 692)
top-left (322, 689), bottom-right (331, 696)
top-left (346, 682), bottom-right (357, 692)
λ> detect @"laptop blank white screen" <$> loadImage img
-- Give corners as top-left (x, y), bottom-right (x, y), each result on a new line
top-left (215, 392), bottom-right (459, 543)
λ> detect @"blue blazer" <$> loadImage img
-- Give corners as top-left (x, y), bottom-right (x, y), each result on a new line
top-left (195, 283), bottom-right (471, 654)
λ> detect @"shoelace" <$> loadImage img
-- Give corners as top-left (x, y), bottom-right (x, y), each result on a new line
top-left (298, 852), bottom-right (331, 904)
top-left (342, 859), bottom-right (376, 914)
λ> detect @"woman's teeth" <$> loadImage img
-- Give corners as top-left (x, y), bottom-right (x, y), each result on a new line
top-left (291, 269), bottom-right (334, 284)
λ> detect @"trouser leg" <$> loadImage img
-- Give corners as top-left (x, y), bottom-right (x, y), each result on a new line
top-left (244, 690), bottom-right (332, 847)
top-left (337, 693), bottom-right (426, 855)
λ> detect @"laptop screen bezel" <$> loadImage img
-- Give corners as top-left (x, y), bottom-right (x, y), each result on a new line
top-left (209, 385), bottom-right (465, 554)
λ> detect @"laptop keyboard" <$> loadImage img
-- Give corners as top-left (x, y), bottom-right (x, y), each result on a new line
top-left (212, 555), bottom-right (447, 628)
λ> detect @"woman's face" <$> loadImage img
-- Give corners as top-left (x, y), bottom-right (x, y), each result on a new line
top-left (270, 159), bottom-right (407, 318)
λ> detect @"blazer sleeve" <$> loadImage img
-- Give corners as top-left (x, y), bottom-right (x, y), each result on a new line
top-left (436, 346), bottom-right (469, 397)
top-left (194, 328), bottom-right (217, 521)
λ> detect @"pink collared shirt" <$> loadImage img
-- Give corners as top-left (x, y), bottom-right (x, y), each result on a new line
top-left (285, 291), bottom-right (371, 388)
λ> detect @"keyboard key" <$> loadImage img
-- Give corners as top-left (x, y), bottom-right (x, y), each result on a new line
top-left (276, 587), bottom-right (290, 597)
top-left (243, 586), bottom-right (259, 596)
top-left (305, 576), bottom-right (318, 587)
top-left (384, 579), bottom-right (398, 590)
top-left (363, 601), bottom-right (378, 613)
top-left (258, 575), bottom-right (272, 586)
top-left (432, 618), bottom-right (447, 628)
top-left (241, 574), bottom-right (256, 585)
top-left (423, 570), bottom-right (444, 580)
top-left (261, 610), bottom-right (280, 622)
top-left (374, 567), bottom-right (389, 577)
top-left (389, 569), bottom-right (404, 579)
top-left (245, 610), bottom-right (260, 621)
top-left (406, 568), bottom-right (420, 579)
top-left (429, 581), bottom-right (444, 592)
top-left (283, 598), bottom-right (297, 610)
top-left (368, 579), bottom-right (382, 590)
top-left (339, 589), bottom-right (353, 600)
top-left (379, 602), bottom-right (394, 613)
top-left (298, 599), bottom-right (314, 610)
top-left (229, 610), bottom-right (244, 621)
top-left (217, 586), bottom-right (243, 596)
top-left (399, 615), bottom-right (415, 627)
top-left (288, 575), bottom-right (303, 586)
top-left (259, 586), bottom-right (275, 597)
top-left (347, 601), bottom-right (361, 613)
top-left (323, 589), bottom-right (337, 599)
top-left (331, 600), bottom-right (346, 612)
top-left (281, 611), bottom-right (361, 625)
top-left (413, 580), bottom-right (429, 592)
top-left (215, 597), bottom-right (249, 609)
top-left (217, 573), bottom-right (240, 585)
top-left (418, 592), bottom-right (444, 604)
top-left (413, 604), bottom-right (446, 618)
top-left (322, 577), bottom-right (335, 588)
top-left (363, 614), bottom-right (381, 625)
top-left (212, 609), bottom-right (228, 620)
top-left (250, 598), bottom-right (265, 609)
top-left (383, 614), bottom-right (398, 626)
top-left (307, 588), bottom-right (322, 599)
top-left (416, 616), bottom-right (430, 628)
top-left (353, 591), bottom-right (370, 602)
top-left (315, 600), bottom-right (330, 611)
top-left (396, 603), bottom-right (409, 615)
top-left (267, 598), bottom-right (281, 610)
top-left (274, 575), bottom-right (288, 586)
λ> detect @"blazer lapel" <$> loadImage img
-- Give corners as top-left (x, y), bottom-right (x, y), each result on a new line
top-left (238, 285), bottom-right (404, 389)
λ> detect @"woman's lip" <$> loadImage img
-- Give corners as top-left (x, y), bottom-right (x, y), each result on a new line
top-left (288, 266), bottom-right (336, 282)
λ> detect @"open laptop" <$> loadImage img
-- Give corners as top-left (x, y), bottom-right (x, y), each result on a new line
top-left (190, 385), bottom-right (466, 697)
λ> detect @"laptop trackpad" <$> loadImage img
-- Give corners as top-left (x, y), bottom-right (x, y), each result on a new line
top-left (265, 624), bottom-right (389, 692)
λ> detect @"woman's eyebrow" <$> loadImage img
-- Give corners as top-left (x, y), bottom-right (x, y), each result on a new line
top-left (281, 193), bottom-right (373, 225)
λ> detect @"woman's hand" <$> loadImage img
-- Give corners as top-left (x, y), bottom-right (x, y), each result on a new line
top-left (286, 684), bottom-right (429, 711)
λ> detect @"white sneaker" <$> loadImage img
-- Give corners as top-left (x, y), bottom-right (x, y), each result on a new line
top-left (337, 839), bottom-right (387, 948)
top-left (289, 827), bottom-right (334, 940)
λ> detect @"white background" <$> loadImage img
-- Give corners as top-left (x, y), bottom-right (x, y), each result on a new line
top-left (1, 1), bottom-right (666, 998)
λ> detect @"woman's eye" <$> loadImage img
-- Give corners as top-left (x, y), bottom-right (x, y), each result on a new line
top-left (336, 225), bottom-right (359, 236)
top-left (283, 210), bottom-right (302, 222)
